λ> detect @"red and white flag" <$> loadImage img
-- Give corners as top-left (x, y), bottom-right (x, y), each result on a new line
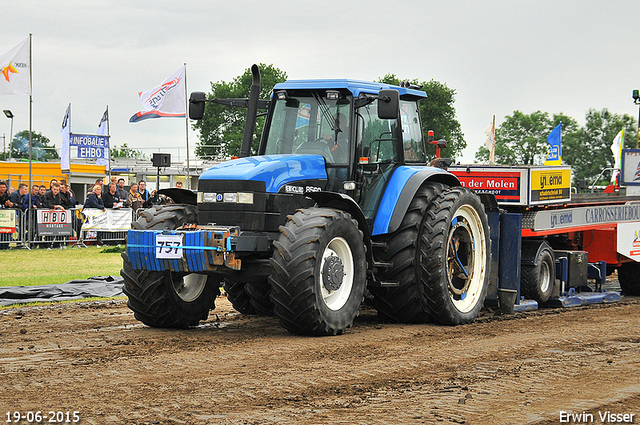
top-left (0, 37), bottom-right (30, 96)
top-left (129, 66), bottom-right (186, 122)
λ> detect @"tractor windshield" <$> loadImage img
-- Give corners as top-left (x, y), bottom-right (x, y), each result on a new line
top-left (263, 91), bottom-right (352, 165)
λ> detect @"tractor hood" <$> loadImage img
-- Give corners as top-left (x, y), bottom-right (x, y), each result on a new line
top-left (198, 154), bottom-right (328, 193)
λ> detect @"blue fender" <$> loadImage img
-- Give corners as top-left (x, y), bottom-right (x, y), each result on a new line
top-left (371, 166), bottom-right (460, 236)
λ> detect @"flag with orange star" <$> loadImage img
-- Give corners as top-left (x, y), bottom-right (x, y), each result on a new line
top-left (0, 37), bottom-right (30, 96)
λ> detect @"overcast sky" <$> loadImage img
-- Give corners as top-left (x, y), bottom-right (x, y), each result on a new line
top-left (2, 0), bottom-right (640, 164)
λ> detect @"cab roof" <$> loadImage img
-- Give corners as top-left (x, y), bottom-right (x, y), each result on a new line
top-left (273, 79), bottom-right (427, 100)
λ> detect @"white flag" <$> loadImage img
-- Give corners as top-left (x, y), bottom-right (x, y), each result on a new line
top-left (129, 66), bottom-right (186, 122)
top-left (61, 104), bottom-right (71, 173)
top-left (484, 122), bottom-right (495, 164)
top-left (0, 37), bottom-right (30, 96)
top-left (610, 129), bottom-right (624, 184)
top-left (96, 107), bottom-right (109, 166)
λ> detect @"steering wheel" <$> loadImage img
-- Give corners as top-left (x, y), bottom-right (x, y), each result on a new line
top-left (294, 138), bottom-right (335, 163)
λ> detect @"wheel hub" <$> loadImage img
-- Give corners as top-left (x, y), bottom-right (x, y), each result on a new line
top-left (322, 254), bottom-right (344, 292)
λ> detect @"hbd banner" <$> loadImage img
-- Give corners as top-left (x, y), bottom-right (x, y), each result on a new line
top-left (37, 209), bottom-right (73, 236)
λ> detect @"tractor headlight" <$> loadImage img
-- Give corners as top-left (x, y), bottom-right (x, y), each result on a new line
top-left (202, 192), bottom-right (217, 203)
top-left (238, 192), bottom-right (254, 204)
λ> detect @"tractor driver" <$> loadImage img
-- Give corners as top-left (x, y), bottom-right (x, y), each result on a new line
top-left (321, 112), bottom-right (349, 164)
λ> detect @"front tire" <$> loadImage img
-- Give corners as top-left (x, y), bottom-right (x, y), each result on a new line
top-left (122, 204), bottom-right (219, 328)
top-left (420, 187), bottom-right (490, 325)
top-left (269, 208), bottom-right (366, 336)
top-left (122, 251), bottom-right (219, 328)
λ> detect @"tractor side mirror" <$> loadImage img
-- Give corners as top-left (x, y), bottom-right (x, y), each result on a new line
top-left (377, 89), bottom-right (399, 120)
top-left (189, 91), bottom-right (207, 120)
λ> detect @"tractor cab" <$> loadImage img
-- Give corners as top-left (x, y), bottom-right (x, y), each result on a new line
top-left (260, 80), bottom-right (429, 224)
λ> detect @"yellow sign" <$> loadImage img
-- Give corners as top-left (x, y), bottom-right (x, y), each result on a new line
top-left (530, 168), bottom-right (571, 202)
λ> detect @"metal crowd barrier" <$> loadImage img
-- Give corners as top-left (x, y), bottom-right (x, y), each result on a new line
top-left (0, 207), bottom-right (134, 250)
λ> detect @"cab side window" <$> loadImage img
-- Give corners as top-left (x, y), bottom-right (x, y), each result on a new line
top-left (400, 100), bottom-right (426, 163)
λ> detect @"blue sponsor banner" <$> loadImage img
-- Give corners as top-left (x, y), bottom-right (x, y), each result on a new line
top-left (77, 146), bottom-right (106, 158)
top-left (69, 133), bottom-right (109, 159)
top-left (69, 134), bottom-right (110, 148)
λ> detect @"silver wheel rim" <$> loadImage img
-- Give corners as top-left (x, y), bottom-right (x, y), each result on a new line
top-left (171, 273), bottom-right (207, 303)
top-left (445, 204), bottom-right (487, 313)
top-left (539, 259), bottom-right (551, 293)
top-left (320, 237), bottom-right (354, 311)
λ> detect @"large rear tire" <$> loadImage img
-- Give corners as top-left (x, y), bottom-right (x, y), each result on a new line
top-left (420, 187), bottom-right (490, 325)
top-left (369, 182), bottom-right (446, 322)
top-left (121, 204), bottom-right (219, 328)
top-left (269, 208), bottom-right (366, 336)
top-left (224, 278), bottom-right (274, 316)
top-left (618, 262), bottom-right (640, 296)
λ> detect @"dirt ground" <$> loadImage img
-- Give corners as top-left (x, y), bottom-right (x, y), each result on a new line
top-left (1, 294), bottom-right (639, 425)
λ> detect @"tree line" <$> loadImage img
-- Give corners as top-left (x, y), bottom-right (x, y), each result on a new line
top-left (475, 109), bottom-right (638, 184)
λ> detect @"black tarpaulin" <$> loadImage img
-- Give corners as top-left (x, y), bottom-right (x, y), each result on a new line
top-left (0, 276), bottom-right (124, 307)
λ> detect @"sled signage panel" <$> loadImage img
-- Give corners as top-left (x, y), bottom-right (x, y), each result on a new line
top-left (617, 222), bottom-right (640, 261)
top-left (449, 166), bottom-right (529, 206)
top-left (532, 203), bottom-right (640, 232)
top-left (529, 167), bottom-right (571, 204)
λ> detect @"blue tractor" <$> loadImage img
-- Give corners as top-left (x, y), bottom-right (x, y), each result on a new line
top-left (122, 65), bottom-right (491, 335)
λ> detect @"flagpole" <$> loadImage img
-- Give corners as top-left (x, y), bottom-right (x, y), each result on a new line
top-left (491, 115), bottom-right (496, 165)
top-left (27, 33), bottom-right (33, 250)
top-left (106, 105), bottom-right (110, 179)
top-left (184, 63), bottom-right (190, 190)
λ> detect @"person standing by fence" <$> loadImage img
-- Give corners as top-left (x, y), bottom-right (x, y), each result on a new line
top-left (128, 183), bottom-right (143, 212)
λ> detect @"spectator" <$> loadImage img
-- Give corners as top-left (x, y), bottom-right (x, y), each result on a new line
top-left (84, 185), bottom-right (106, 211)
top-left (103, 182), bottom-right (123, 209)
top-left (9, 183), bottom-right (28, 212)
top-left (28, 184), bottom-right (39, 210)
top-left (35, 185), bottom-right (46, 208)
top-left (175, 181), bottom-right (183, 189)
top-left (0, 180), bottom-right (10, 249)
top-left (48, 178), bottom-right (58, 190)
top-left (0, 180), bottom-right (13, 208)
top-left (116, 178), bottom-right (129, 207)
top-left (59, 181), bottom-right (76, 209)
top-left (138, 180), bottom-right (150, 202)
top-left (128, 183), bottom-right (143, 211)
top-left (43, 182), bottom-right (65, 210)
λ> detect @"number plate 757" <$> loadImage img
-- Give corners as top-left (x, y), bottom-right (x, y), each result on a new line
top-left (156, 234), bottom-right (183, 259)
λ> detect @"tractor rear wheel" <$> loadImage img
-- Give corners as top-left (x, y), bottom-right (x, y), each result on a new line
top-left (420, 187), bottom-right (490, 325)
top-left (269, 208), bottom-right (366, 336)
top-left (224, 279), bottom-right (256, 314)
top-left (618, 262), bottom-right (640, 295)
top-left (224, 278), bottom-right (274, 316)
top-left (369, 182), bottom-right (446, 322)
top-left (121, 204), bottom-right (219, 328)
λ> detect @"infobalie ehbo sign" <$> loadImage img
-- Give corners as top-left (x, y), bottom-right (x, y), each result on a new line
top-left (69, 134), bottom-right (110, 159)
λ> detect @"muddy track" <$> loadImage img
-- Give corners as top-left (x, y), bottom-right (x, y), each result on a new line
top-left (1, 297), bottom-right (639, 424)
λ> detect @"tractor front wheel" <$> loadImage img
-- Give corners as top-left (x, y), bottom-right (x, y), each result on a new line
top-left (269, 208), bottom-right (366, 336)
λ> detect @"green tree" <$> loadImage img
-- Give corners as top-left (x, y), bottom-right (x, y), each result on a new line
top-left (563, 108), bottom-right (636, 185)
top-left (111, 143), bottom-right (147, 160)
top-left (6, 130), bottom-right (59, 161)
top-left (193, 64), bottom-right (287, 159)
top-left (378, 74), bottom-right (465, 160)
